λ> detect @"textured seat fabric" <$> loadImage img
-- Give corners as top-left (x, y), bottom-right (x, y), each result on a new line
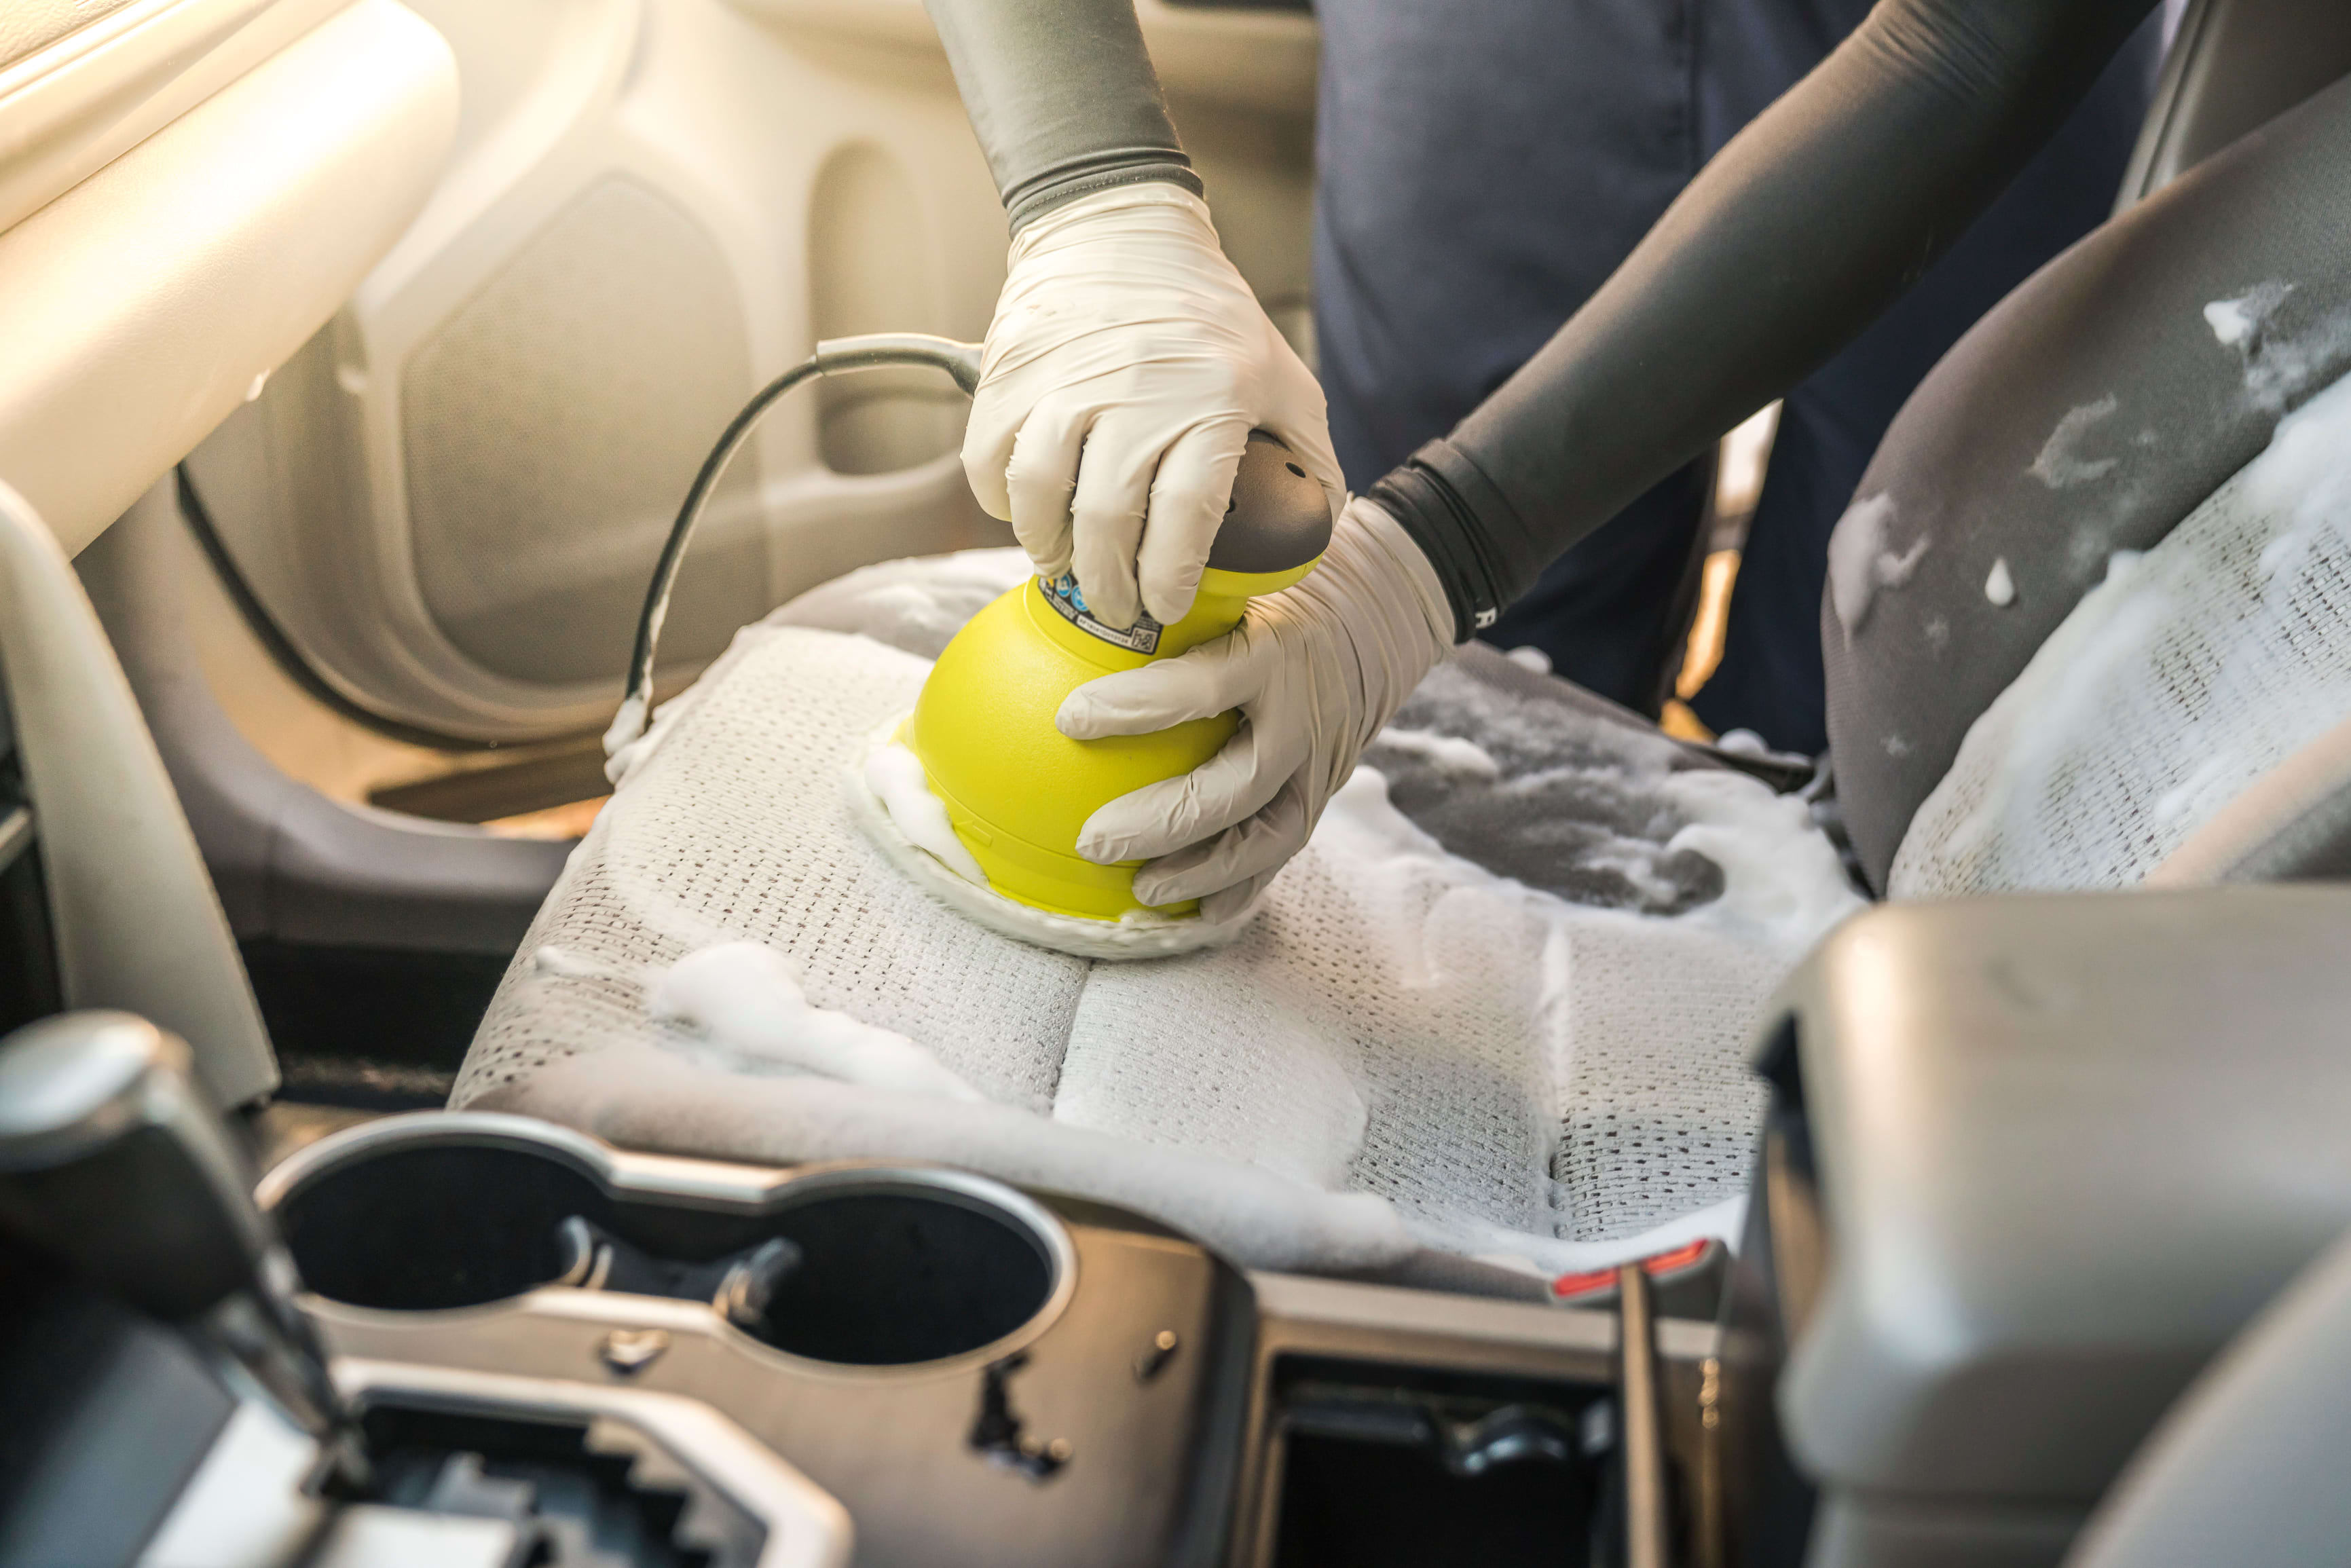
top-left (456, 549), bottom-right (1859, 1277)
top-left (1820, 74), bottom-right (2351, 890)
top-left (1894, 369), bottom-right (2351, 896)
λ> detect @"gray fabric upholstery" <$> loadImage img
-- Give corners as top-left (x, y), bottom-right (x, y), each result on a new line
top-left (2119, 0), bottom-right (2351, 205)
top-left (1822, 73), bottom-right (2351, 890)
top-left (2151, 715), bottom-right (2351, 886)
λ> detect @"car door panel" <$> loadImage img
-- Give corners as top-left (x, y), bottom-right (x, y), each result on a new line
top-left (187, 0), bottom-right (1014, 742)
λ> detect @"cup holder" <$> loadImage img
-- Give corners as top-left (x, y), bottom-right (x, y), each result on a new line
top-left (731, 1172), bottom-right (1062, 1366)
top-left (274, 1140), bottom-right (615, 1311)
top-left (263, 1117), bottom-right (1074, 1367)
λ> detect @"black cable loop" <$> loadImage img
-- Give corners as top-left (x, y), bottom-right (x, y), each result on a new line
top-left (615, 335), bottom-right (982, 752)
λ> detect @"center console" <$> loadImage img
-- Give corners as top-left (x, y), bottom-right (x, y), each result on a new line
top-left (14, 886), bottom-right (2351, 1568)
top-left (244, 1112), bottom-right (1712, 1568)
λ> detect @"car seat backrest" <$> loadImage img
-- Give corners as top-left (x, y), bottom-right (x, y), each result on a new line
top-left (2147, 711), bottom-right (2351, 886)
top-left (2119, 0), bottom-right (2351, 207)
top-left (1821, 70), bottom-right (2351, 892)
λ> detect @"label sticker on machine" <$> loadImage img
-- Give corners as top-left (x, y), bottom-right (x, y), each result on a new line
top-left (1039, 574), bottom-right (1161, 654)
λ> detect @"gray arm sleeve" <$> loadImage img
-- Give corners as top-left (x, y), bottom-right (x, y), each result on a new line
top-left (921, 0), bottom-right (1202, 232)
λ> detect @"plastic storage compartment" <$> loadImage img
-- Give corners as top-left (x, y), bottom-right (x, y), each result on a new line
top-left (1268, 1358), bottom-right (1612, 1568)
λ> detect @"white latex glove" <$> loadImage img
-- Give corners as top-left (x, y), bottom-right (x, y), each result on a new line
top-left (967, 183), bottom-right (1344, 630)
top-left (1057, 498), bottom-right (1454, 920)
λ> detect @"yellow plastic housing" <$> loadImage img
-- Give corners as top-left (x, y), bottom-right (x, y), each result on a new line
top-left (908, 559), bottom-right (1317, 920)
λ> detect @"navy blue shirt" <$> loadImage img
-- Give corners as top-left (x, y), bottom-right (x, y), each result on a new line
top-left (1318, 0), bottom-right (2155, 745)
top-left (1315, 0), bottom-right (1888, 490)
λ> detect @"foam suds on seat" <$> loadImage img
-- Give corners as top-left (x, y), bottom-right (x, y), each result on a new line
top-left (1896, 368), bottom-right (2351, 895)
top-left (1363, 658), bottom-right (1855, 931)
top-left (650, 940), bottom-right (984, 1102)
top-left (1827, 493), bottom-right (1929, 640)
top-left (759, 546), bottom-right (1034, 659)
top-left (862, 734), bottom-right (988, 888)
top-left (500, 1043), bottom-right (1418, 1273)
top-left (848, 723), bottom-right (1258, 962)
top-left (456, 554), bottom-right (1861, 1275)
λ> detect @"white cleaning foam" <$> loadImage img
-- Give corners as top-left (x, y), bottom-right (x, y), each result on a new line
top-left (1986, 557), bottom-right (2017, 606)
top-left (492, 1041), bottom-right (1417, 1273)
top-left (1895, 368), bottom-right (2351, 895)
top-left (2028, 394), bottom-right (2123, 489)
top-left (1054, 962), bottom-right (1372, 1194)
top-left (2200, 280), bottom-right (2351, 416)
top-left (1504, 646), bottom-right (1553, 675)
top-left (601, 691), bottom-right (650, 785)
top-left (1827, 493), bottom-right (1929, 639)
top-left (845, 718), bottom-right (1257, 962)
top-left (650, 940), bottom-right (984, 1102)
top-left (769, 548), bottom-right (1034, 660)
top-left (1054, 761), bottom-right (1857, 1267)
top-left (864, 739), bottom-right (987, 886)
top-left (1447, 1194), bottom-right (1750, 1279)
top-left (532, 944), bottom-right (607, 980)
top-left (2204, 282), bottom-right (2293, 348)
top-left (1373, 726), bottom-right (1504, 781)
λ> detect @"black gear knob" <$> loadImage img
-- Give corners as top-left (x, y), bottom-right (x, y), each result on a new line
top-left (0, 1012), bottom-right (366, 1480)
top-left (0, 1012), bottom-right (272, 1318)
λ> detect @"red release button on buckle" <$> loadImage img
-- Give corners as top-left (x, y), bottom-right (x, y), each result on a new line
top-left (1550, 1237), bottom-right (1715, 1301)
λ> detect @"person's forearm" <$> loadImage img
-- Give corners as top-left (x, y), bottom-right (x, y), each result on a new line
top-left (1375, 0), bottom-right (2155, 637)
top-left (921, 0), bottom-right (1201, 231)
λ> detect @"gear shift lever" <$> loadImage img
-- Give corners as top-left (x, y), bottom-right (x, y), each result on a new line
top-left (0, 1011), bottom-right (369, 1486)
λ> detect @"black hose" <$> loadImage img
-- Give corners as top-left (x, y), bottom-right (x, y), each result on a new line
top-left (614, 334), bottom-right (983, 751)
top-left (184, 335), bottom-right (983, 759)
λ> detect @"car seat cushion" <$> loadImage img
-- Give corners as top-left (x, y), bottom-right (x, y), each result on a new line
top-left (453, 551), bottom-right (1860, 1276)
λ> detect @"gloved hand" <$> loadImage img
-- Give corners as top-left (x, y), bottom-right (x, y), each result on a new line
top-left (967, 183), bottom-right (1344, 631)
top-left (1057, 498), bottom-right (1455, 920)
